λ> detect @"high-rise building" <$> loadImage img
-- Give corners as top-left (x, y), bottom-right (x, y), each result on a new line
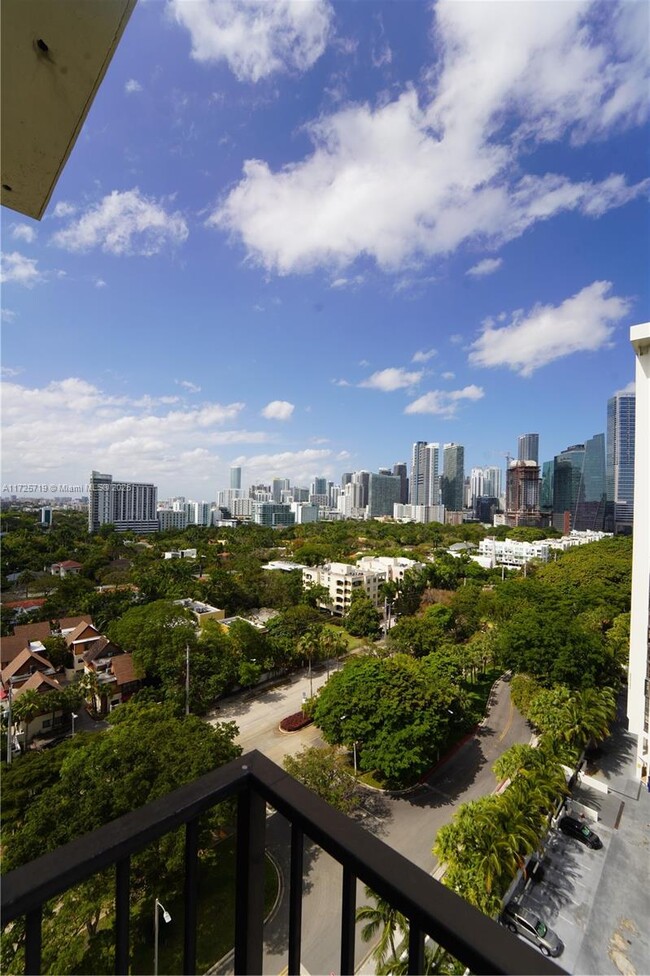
top-left (483, 466), bottom-right (502, 501)
top-left (577, 433), bottom-right (607, 531)
top-left (40, 507), bottom-right (53, 527)
top-left (628, 322), bottom-right (649, 782)
top-left (540, 461), bottom-right (554, 512)
top-left (392, 462), bottom-right (409, 504)
top-left (607, 391), bottom-right (636, 530)
top-left (367, 473), bottom-right (402, 518)
top-left (441, 443), bottom-right (464, 512)
top-left (311, 477), bottom-right (328, 496)
top-left (230, 466), bottom-right (242, 490)
top-left (409, 442), bottom-right (440, 506)
top-left (88, 471), bottom-right (158, 533)
top-left (505, 460), bottom-right (542, 527)
top-left (470, 467), bottom-right (485, 505)
top-left (518, 433), bottom-right (539, 464)
top-left (252, 502), bottom-right (295, 527)
top-left (553, 444), bottom-right (586, 531)
top-left (272, 478), bottom-right (290, 503)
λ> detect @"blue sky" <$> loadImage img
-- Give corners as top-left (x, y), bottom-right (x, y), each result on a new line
top-left (2, 0), bottom-right (648, 499)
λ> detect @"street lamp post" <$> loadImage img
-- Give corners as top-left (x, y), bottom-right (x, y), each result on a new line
top-left (71, 712), bottom-right (78, 737)
top-left (340, 715), bottom-right (358, 775)
top-left (154, 898), bottom-right (172, 976)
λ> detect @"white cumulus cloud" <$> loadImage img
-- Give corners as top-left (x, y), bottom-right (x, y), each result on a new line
top-left (405, 385), bottom-right (485, 417)
top-left (125, 79), bottom-right (143, 94)
top-left (11, 224), bottom-right (37, 244)
top-left (0, 377), bottom-right (259, 489)
top-left (176, 379), bottom-right (202, 394)
top-left (169, 0), bottom-right (332, 83)
top-left (467, 257), bottom-right (503, 278)
top-left (261, 399), bottom-right (295, 420)
top-left (51, 189), bottom-right (189, 256)
top-left (468, 281), bottom-right (631, 376)
top-left (1, 252), bottom-right (45, 287)
top-left (412, 348), bottom-right (437, 363)
top-left (212, 2), bottom-right (649, 275)
top-left (360, 367), bottom-right (423, 392)
top-left (231, 448), bottom-right (334, 483)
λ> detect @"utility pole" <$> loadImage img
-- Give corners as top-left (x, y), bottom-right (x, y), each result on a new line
top-left (6, 684), bottom-right (12, 766)
top-left (185, 645), bottom-right (190, 716)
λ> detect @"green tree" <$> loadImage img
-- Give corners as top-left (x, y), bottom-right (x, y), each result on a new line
top-left (344, 591), bottom-right (381, 639)
top-left (11, 689), bottom-right (44, 744)
top-left (311, 654), bottom-right (459, 785)
top-left (357, 888), bottom-right (407, 967)
top-left (2, 703), bottom-right (241, 976)
top-left (41, 635), bottom-right (71, 669)
top-left (17, 570), bottom-right (36, 598)
top-left (283, 746), bottom-right (360, 814)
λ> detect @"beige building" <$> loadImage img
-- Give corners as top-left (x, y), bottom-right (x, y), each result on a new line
top-left (303, 557), bottom-right (424, 616)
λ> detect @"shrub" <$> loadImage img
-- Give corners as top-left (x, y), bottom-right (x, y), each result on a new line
top-left (280, 711), bottom-right (313, 732)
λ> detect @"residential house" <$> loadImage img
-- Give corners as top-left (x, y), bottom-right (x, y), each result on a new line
top-left (50, 560), bottom-right (83, 577)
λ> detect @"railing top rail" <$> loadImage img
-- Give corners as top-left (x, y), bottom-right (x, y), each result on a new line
top-left (2, 750), bottom-right (566, 976)
top-left (246, 751), bottom-right (566, 976)
top-left (1, 753), bottom-right (249, 922)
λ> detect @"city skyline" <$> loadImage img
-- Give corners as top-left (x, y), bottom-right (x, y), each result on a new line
top-left (1, 1), bottom-right (647, 499)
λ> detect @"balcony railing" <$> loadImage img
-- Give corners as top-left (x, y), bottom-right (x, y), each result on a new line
top-left (1, 750), bottom-right (566, 976)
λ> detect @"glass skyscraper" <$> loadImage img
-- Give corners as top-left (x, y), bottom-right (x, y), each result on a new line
top-left (553, 434), bottom-right (606, 531)
top-left (607, 392), bottom-right (636, 529)
top-left (441, 443), bottom-right (465, 512)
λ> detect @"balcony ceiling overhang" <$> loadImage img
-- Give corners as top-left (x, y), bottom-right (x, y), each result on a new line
top-left (1, 0), bottom-right (135, 220)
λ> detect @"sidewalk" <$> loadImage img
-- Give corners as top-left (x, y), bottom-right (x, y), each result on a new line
top-left (572, 719), bottom-right (650, 975)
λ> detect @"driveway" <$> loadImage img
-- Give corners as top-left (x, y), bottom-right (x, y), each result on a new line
top-left (209, 673), bottom-right (533, 975)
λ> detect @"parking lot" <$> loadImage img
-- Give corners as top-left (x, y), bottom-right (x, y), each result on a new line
top-left (510, 819), bottom-right (611, 971)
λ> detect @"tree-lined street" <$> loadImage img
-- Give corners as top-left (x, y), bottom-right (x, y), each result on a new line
top-left (210, 671), bottom-right (531, 975)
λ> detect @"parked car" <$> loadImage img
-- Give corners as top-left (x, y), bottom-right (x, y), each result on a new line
top-left (501, 904), bottom-right (564, 957)
top-left (559, 815), bottom-right (603, 849)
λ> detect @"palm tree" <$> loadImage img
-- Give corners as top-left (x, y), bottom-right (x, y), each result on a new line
top-left (356, 887), bottom-right (408, 967)
top-left (376, 938), bottom-right (456, 975)
top-left (11, 688), bottom-right (44, 746)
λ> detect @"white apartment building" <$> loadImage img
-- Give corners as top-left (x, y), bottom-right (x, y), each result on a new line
top-left (88, 471), bottom-right (158, 534)
top-left (629, 322), bottom-right (650, 781)
top-left (476, 538), bottom-right (551, 568)
top-left (337, 481), bottom-right (366, 519)
top-left (393, 503), bottom-right (446, 524)
top-left (229, 496), bottom-right (254, 518)
top-left (290, 502), bottom-right (319, 524)
top-left (158, 508), bottom-right (188, 531)
top-left (185, 501), bottom-right (212, 527)
top-left (303, 557), bottom-right (424, 614)
top-left (475, 530), bottom-right (612, 569)
top-left (356, 556), bottom-right (425, 582)
top-left (303, 561), bottom-right (386, 615)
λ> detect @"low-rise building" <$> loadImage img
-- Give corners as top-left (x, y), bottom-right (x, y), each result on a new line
top-left (50, 559), bottom-right (83, 577)
top-left (174, 598), bottom-right (225, 628)
top-left (163, 548), bottom-right (197, 559)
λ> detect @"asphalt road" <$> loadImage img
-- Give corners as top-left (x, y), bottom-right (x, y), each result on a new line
top-left (209, 671), bottom-right (532, 975)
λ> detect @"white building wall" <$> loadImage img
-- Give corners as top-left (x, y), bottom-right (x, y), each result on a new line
top-left (628, 323), bottom-right (650, 780)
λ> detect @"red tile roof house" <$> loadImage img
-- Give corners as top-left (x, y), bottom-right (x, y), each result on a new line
top-left (1, 648), bottom-right (65, 746)
top-left (1, 617), bottom-right (94, 670)
top-left (64, 622), bottom-right (104, 676)
top-left (50, 559), bottom-right (83, 577)
top-left (105, 654), bottom-right (141, 712)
